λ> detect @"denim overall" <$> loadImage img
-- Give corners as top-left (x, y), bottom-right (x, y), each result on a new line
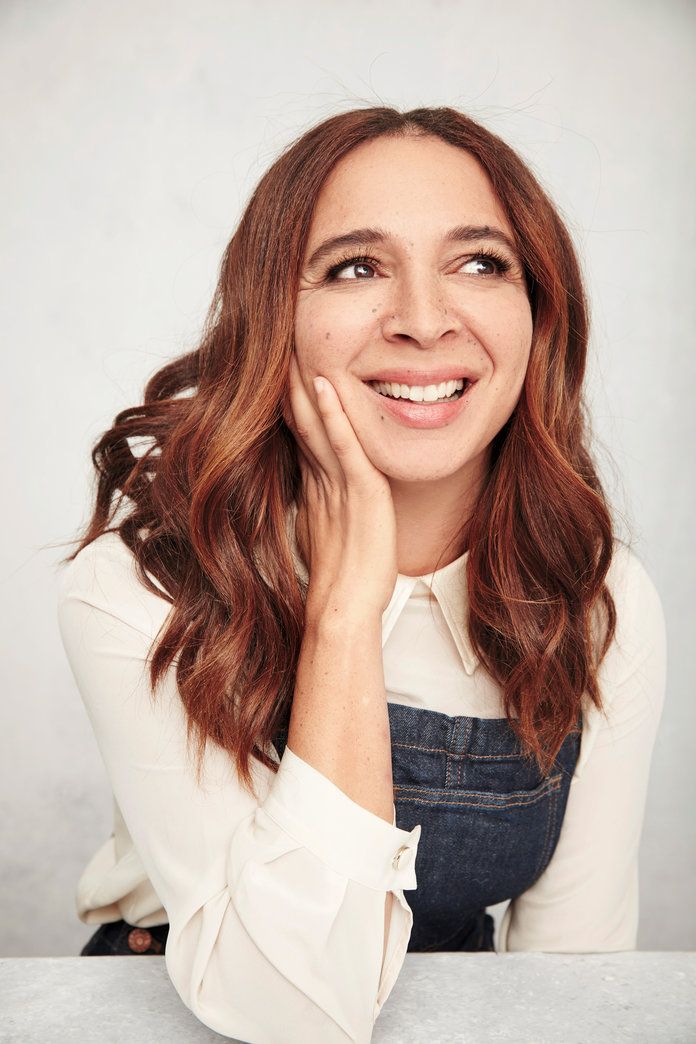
top-left (275, 702), bottom-right (582, 953)
top-left (81, 702), bottom-right (581, 956)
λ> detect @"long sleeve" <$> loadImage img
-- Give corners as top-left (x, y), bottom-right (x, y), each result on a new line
top-left (497, 544), bottom-right (667, 952)
top-left (56, 533), bottom-right (421, 1043)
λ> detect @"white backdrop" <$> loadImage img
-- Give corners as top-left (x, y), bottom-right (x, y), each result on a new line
top-left (1, 0), bottom-right (694, 957)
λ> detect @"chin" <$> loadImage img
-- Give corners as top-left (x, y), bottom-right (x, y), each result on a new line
top-left (367, 454), bottom-right (473, 484)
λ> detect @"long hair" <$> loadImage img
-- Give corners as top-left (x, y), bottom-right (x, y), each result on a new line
top-left (60, 106), bottom-right (617, 797)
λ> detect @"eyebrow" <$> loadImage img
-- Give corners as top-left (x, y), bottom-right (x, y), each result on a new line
top-left (304, 224), bottom-right (522, 272)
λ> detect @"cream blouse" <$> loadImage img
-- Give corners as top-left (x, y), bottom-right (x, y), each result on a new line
top-left (56, 502), bottom-right (666, 1043)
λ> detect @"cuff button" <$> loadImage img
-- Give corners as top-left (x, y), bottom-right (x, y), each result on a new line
top-left (392, 844), bottom-right (411, 870)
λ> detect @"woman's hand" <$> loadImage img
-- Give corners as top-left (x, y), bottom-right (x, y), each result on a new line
top-left (283, 353), bottom-right (398, 622)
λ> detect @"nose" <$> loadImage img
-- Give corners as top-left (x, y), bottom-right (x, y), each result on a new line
top-left (380, 271), bottom-right (461, 348)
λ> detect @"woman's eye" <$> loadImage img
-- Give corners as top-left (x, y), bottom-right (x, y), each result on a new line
top-left (325, 251), bottom-right (511, 282)
top-left (459, 254), bottom-right (508, 277)
top-left (338, 262), bottom-right (375, 279)
top-left (326, 256), bottom-right (379, 281)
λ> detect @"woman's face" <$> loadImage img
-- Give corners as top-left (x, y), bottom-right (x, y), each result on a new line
top-left (293, 133), bottom-right (533, 485)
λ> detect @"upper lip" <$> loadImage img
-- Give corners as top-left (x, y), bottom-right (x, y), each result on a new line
top-left (363, 368), bottom-right (477, 386)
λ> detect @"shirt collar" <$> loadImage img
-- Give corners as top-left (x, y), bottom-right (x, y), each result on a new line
top-left (285, 500), bottom-right (479, 676)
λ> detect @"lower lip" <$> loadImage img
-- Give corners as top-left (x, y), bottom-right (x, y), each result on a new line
top-left (363, 381), bottom-right (475, 428)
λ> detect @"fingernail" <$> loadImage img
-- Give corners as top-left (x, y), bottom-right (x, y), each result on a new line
top-left (313, 377), bottom-right (326, 395)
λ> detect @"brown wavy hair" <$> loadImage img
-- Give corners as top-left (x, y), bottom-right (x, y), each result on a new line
top-left (59, 105), bottom-right (618, 797)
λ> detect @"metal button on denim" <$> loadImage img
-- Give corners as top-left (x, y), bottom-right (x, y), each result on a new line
top-left (392, 844), bottom-right (411, 870)
top-left (128, 928), bottom-right (153, 953)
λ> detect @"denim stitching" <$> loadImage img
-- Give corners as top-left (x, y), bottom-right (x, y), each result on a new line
top-left (445, 720), bottom-right (455, 788)
top-left (445, 717), bottom-right (464, 787)
top-left (394, 774), bottom-right (561, 810)
top-left (395, 772), bottom-right (560, 800)
top-left (456, 718), bottom-right (473, 786)
top-left (392, 740), bottom-right (528, 760)
top-left (535, 783), bottom-right (559, 879)
top-left (532, 784), bottom-right (556, 880)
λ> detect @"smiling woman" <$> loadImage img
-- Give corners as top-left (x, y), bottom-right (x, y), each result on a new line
top-left (56, 106), bottom-right (666, 1043)
top-left (294, 134), bottom-right (534, 464)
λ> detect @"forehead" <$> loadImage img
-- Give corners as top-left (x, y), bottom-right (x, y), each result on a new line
top-left (307, 133), bottom-right (513, 242)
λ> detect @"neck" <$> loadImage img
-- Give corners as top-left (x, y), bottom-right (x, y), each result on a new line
top-left (389, 456), bottom-right (486, 576)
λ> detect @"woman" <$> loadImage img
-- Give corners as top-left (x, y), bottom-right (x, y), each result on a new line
top-left (57, 106), bottom-right (666, 1043)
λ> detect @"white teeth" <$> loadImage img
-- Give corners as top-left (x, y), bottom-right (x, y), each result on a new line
top-left (369, 378), bottom-right (466, 402)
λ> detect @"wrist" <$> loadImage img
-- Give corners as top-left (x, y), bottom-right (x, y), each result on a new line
top-left (304, 597), bottom-right (383, 638)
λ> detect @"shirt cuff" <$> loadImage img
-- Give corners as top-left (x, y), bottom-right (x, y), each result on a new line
top-left (260, 744), bottom-right (421, 892)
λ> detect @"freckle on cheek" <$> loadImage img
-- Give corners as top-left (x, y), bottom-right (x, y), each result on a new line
top-left (326, 332), bottom-right (330, 339)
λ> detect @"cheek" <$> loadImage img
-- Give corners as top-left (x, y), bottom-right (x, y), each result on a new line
top-left (295, 296), bottom-right (373, 366)
top-left (481, 300), bottom-right (533, 379)
top-left (294, 310), bottom-right (330, 366)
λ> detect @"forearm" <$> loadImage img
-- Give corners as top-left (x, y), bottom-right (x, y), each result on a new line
top-left (287, 610), bottom-right (395, 966)
top-left (287, 610), bottom-right (393, 822)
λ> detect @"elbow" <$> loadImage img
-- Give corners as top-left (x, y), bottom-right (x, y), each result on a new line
top-left (163, 890), bottom-right (372, 1043)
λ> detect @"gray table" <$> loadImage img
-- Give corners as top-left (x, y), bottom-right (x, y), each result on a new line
top-left (1, 953), bottom-right (695, 1043)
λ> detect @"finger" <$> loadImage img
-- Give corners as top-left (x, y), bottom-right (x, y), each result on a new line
top-left (283, 362), bottom-right (320, 475)
top-left (286, 354), bottom-right (343, 482)
top-left (311, 376), bottom-right (379, 489)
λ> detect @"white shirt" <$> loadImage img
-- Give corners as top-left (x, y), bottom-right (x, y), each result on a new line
top-left (56, 502), bottom-right (667, 1043)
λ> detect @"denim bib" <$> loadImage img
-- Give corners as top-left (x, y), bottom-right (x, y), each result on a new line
top-left (274, 702), bottom-right (581, 953)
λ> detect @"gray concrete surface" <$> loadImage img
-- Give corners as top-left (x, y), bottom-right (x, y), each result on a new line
top-left (1, 952), bottom-right (694, 1043)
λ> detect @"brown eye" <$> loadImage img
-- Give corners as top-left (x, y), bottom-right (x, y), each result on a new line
top-left (460, 251), bottom-right (512, 277)
top-left (325, 254), bottom-right (381, 281)
top-left (336, 262), bottom-right (375, 279)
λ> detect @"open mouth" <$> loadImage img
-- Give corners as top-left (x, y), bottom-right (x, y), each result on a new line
top-left (364, 378), bottom-right (471, 404)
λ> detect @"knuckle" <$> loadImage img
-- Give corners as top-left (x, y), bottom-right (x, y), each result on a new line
top-left (329, 437), bottom-right (352, 458)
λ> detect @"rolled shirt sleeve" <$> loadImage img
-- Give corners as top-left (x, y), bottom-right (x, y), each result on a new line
top-left (56, 534), bottom-right (420, 1043)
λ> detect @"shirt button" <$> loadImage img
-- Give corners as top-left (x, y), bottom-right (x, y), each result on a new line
top-left (392, 844), bottom-right (411, 870)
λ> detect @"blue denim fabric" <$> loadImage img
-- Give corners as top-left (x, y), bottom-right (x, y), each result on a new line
top-left (80, 918), bottom-right (169, 956)
top-left (81, 703), bottom-right (580, 957)
top-left (393, 703), bottom-right (581, 951)
top-left (276, 702), bottom-right (582, 954)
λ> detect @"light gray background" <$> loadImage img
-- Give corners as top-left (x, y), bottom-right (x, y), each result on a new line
top-left (1, 0), bottom-right (694, 957)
